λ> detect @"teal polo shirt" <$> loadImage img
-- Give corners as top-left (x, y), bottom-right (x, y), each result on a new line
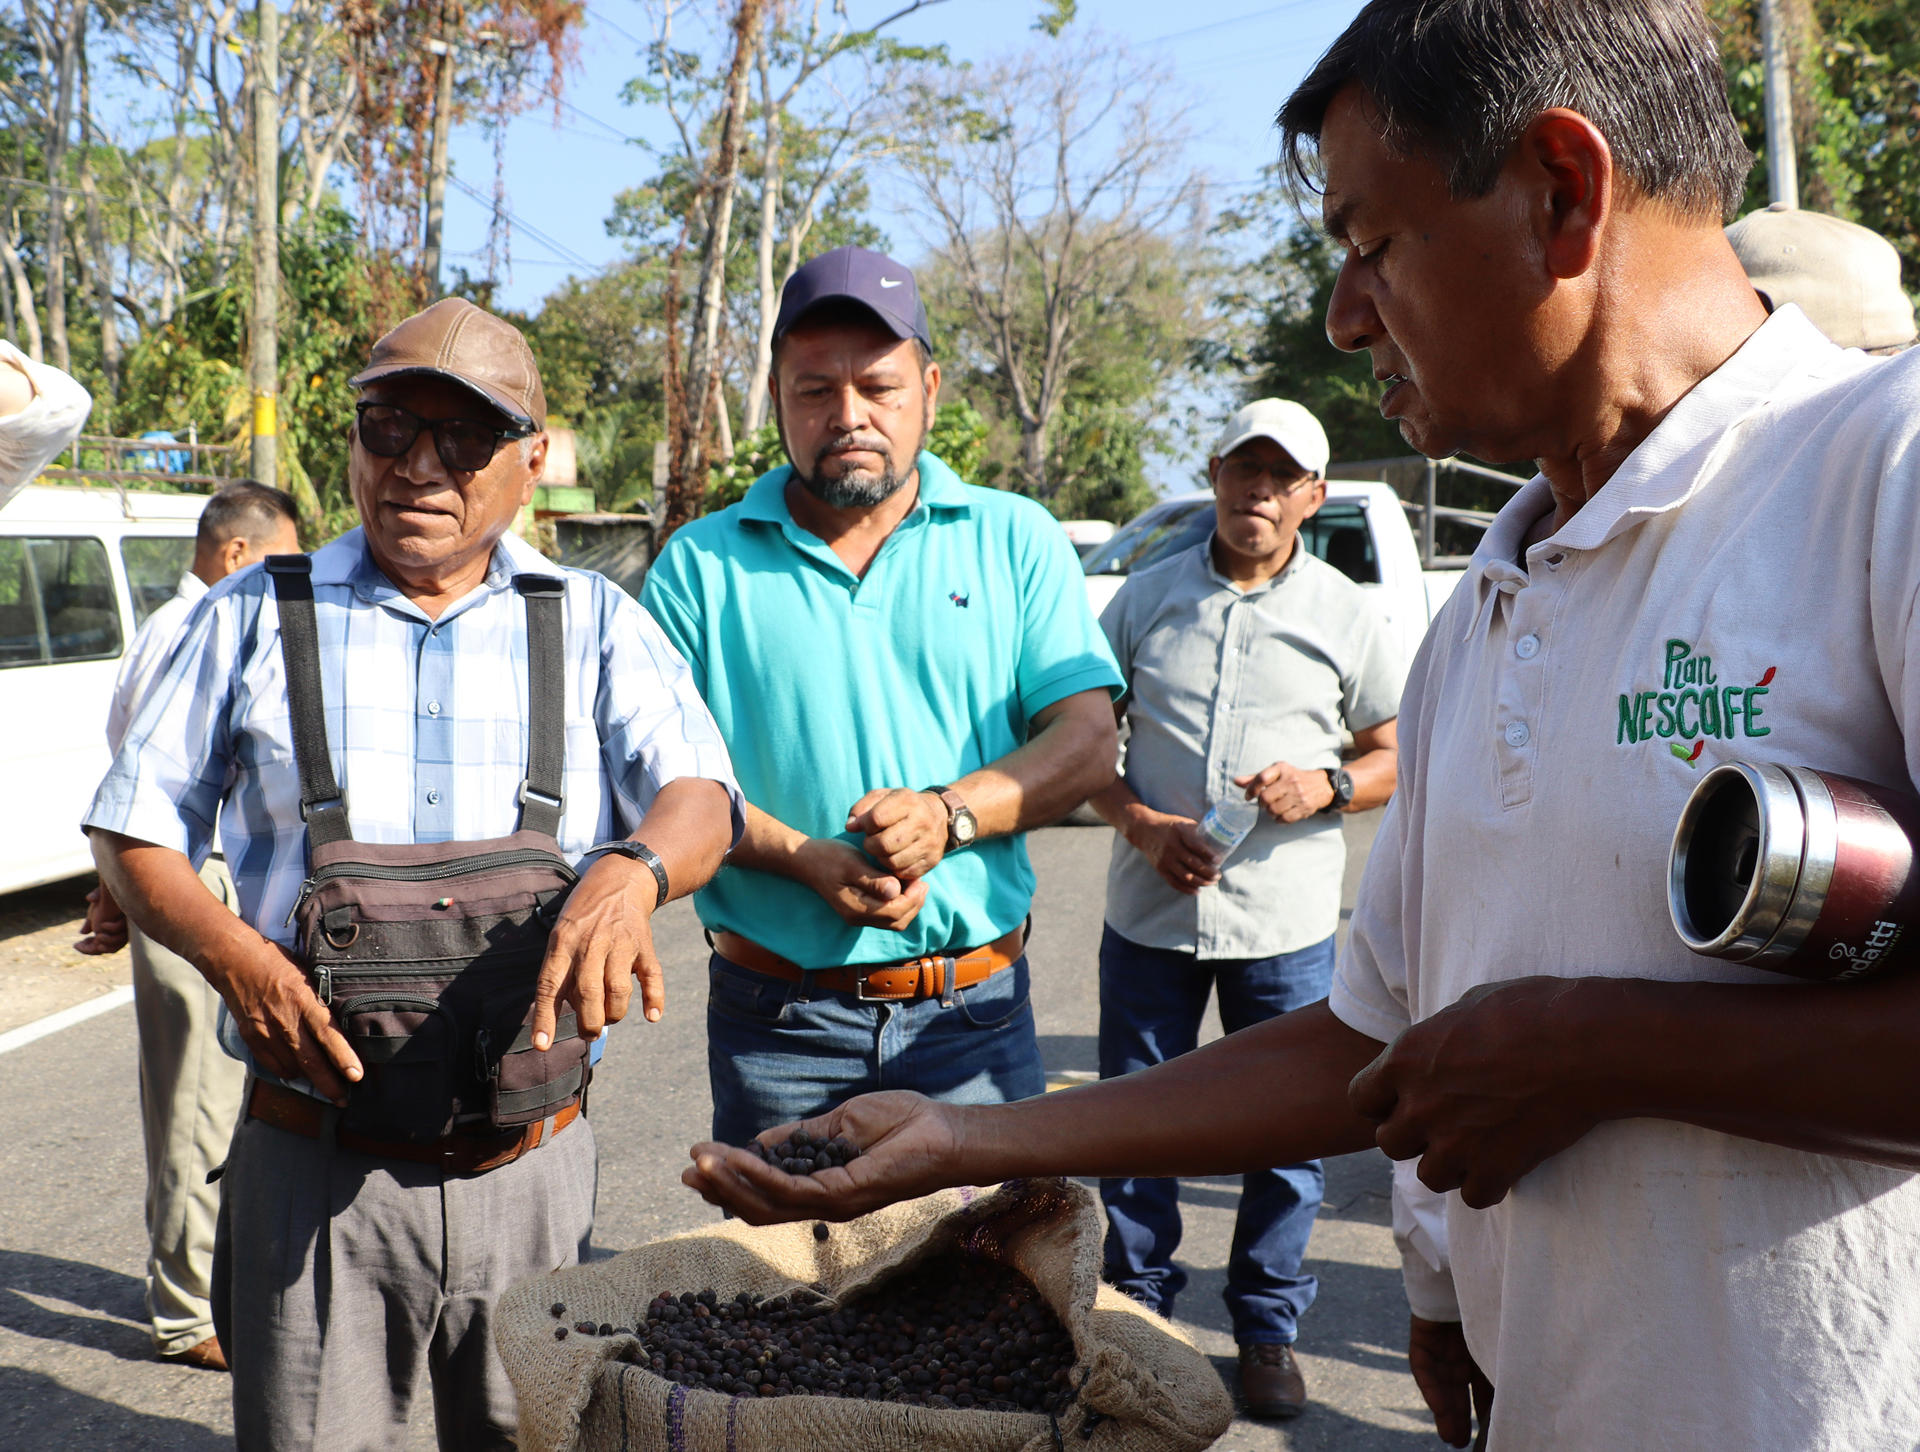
top-left (641, 450), bottom-right (1122, 965)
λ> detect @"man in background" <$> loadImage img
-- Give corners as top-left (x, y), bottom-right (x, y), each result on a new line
top-left (1726, 203), bottom-right (1916, 354)
top-left (1090, 398), bottom-right (1402, 1419)
top-left (77, 480), bottom-right (301, 1371)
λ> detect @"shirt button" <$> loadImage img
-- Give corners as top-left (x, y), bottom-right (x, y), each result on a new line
top-left (1505, 721), bottom-right (1531, 748)
top-left (426, 790), bottom-right (442, 805)
top-left (427, 700), bottom-right (442, 716)
top-left (1515, 634), bottom-right (1540, 660)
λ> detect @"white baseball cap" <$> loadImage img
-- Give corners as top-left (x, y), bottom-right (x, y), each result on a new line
top-left (1726, 204), bottom-right (1917, 352)
top-left (1212, 398), bottom-right (1331, 477)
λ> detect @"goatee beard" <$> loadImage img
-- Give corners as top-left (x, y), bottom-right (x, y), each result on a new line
top-left (784, 422), bottom-right (928, 509)
top-left (795, 453), bottom-right (908, 509)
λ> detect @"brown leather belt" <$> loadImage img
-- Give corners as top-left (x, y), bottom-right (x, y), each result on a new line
top-left (713, 926), bottom-right (1027, 1001)
top-left (246, 1078), bottom-right (580, 1175)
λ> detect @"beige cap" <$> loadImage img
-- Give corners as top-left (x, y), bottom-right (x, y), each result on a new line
top-left (1213, 398), bottom-right (1330, 476)
top-left (1726, 204), bottom-right (1917, 352)
top-left (349, 297), bottom-right (547, 428)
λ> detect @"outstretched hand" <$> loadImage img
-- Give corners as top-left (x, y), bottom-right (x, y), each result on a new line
top-left (1350, 976), bottom-right (1604, 1209)
top-left (683, 1091), bottom-right (964, 1225)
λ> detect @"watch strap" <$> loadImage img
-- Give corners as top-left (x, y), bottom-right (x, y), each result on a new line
top-left (583, 839), bottom-right (669, 909)
top-left (1321, 767), bottom-right (1353, 814)
top-left (923, 786), bottom-right (977, 850)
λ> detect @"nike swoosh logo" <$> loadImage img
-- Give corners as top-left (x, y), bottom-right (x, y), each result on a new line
top-left (879, 278), bottom-right (904, 289)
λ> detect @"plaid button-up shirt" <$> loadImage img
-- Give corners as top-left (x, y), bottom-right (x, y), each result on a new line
top-left (86, 526), bottom-right (742, 945)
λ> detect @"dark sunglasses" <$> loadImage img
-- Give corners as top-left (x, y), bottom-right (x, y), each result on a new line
top-left (354, 401), bottom-right (535, 473)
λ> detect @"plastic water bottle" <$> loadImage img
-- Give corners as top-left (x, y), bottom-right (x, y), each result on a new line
top-left (1197, 795), bottom-right (1262, 864)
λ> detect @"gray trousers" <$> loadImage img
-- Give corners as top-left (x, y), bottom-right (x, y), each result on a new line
top-left (131, 855), bottom-right (246, 1355)
top-left (212, 1101), bottom-right (598, 1451)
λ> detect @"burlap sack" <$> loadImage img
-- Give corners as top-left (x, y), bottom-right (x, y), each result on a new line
top-left (497, 1177), bottom-right (1233, 1451)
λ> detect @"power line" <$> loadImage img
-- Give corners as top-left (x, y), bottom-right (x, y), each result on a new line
top-left (1146, 1), bottom-right (1323, 46)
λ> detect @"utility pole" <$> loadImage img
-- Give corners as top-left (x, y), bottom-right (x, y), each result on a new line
top-left (421, 35), bottom-right (455, 291)
top-left (1760, 0), bottom-right (1800, 208)
top-left (249, 0), bottom-right (280, 487)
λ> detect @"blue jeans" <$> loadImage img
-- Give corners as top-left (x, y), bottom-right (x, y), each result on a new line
top-left (706, 952), bottom-right (1047, 1147)
top-left (1097, 926), bottom-right (1337, 1347)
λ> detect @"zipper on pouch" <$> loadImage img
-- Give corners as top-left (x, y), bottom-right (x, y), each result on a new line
top-left (288, 847), bottom-right (576, 924)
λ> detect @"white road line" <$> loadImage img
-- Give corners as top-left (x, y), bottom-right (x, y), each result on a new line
top-left (0, 984), bottom-right (135, 1056)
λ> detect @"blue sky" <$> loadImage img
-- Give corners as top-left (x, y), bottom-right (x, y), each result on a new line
top-left (441, 0), bottom-right (1369, 312)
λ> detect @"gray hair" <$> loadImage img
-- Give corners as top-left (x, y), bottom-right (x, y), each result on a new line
top-left (1279, 0), bottom-right (1754, 220)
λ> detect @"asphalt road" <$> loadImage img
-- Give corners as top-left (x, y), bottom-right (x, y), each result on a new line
top-left (0, 816), bottom-right (1441, 1450)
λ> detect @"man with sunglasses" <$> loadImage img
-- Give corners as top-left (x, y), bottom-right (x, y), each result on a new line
top-left (1087, 398), bottom-right (1403, 1420)
top-left (85, 297), bottom-right (743, 1449)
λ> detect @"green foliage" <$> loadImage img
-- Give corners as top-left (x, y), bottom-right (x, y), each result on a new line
top-left (1033, 0), bottom-right (1078, 37)
top-left (116, 204), bottom-right (411, 535)
top-left (919, 228), bottom-right (1203, 523)
top-left (1708, 0), bottom-right (1920, 289)
top-left (927, 398), bottom-right (989, 483)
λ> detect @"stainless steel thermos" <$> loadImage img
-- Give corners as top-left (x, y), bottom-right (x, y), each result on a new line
top-left (1668, 762), bottom-right (1920, 981)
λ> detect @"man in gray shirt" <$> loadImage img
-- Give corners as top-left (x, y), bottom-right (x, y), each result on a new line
top-left (1088, 398), bottom-right (1404, 1420)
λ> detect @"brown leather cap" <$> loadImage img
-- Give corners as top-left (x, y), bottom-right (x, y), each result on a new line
top-left (349, 297), bottom-right (547, 429)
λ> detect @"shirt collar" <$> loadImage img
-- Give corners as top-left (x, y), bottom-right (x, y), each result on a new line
top-left (737, 449), bottom-right (973, 525)
top-left (1200, 530), bottom-right (1305, 596)
top-left (1465, 305), bottom-right (1842, 623)
top-left (174, 570), bottom-right (209, 603)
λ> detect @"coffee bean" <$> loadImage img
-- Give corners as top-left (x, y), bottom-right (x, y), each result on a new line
top-left (554, 1326), bottom-right (568, 1341)
top-left (813, 1222), bottom-right (830, 1242)
top-left (623, 1258), bottom-right (1075, 1415)
top-left (550, 1302), bottom-right (567, 1319)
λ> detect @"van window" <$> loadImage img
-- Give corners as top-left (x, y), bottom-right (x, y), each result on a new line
top-left (121, 535), bottom-right (196, 626)
top-left (0, 536), bottom-right (123, 668)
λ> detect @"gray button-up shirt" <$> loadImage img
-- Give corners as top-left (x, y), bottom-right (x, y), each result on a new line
top-left (1100, 535), bottom-right (1406, 959)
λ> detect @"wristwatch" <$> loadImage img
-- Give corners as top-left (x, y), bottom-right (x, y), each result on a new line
top-left (923, 786), bottom-right (980, 852)
top-left (582, 838), bottom-right (670, 908)
top-left (1321, 767), bottom-right (1355, 814)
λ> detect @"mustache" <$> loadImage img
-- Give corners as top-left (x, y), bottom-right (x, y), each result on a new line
top-left (812, 434), bottom-right (891, 470)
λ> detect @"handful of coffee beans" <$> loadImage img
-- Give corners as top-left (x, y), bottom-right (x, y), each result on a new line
top-left (582, 1258), bottom-right (1077, 1414)
top-left (746, 1128), bottom-right (861, 1176)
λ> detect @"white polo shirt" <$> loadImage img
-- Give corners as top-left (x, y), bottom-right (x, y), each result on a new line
top-left (1333, 306), bottom-right (1920, 1451)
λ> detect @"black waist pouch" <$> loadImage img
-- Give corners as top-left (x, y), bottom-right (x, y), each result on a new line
top-left (292, 830), bottom-right (588, 1142)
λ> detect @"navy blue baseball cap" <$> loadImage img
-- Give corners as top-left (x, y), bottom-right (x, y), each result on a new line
top-left (773, 245), bottom-right (933, 353)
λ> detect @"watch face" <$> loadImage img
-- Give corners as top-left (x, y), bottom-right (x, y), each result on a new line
top-left (952, 809), bottom-right (979, 845)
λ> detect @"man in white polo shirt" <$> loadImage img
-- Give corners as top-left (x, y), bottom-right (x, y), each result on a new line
top-left (1090, 397), bottom-right (1402, 1419)
top-left (684, 3), bottom-right (1920, 1448)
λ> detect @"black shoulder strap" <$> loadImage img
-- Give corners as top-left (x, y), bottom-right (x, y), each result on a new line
top-left (264, 555), bottom-right (352, 847)
top-left (514, 575), bottom-right (566, 838)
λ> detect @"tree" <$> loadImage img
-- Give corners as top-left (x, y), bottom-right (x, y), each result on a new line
top-left (1708, 0), bottom-right (1919, 288)
top-left (886, 33), bottom-right (1206, 509)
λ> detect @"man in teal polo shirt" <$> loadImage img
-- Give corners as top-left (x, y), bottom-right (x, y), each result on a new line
top-left (641, 245), bottom-right (1121, 1146)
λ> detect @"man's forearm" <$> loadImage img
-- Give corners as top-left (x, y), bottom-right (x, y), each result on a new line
top-left (1344, 745), bottom-right (1398, 813)
top-left (956, 1000), bottom-right (1382, 1182)
top-left (952, 689), bottom-right (1118, 838)
top-left (1585, 973), bottom-right (1920, 1167)
top-left (726, 800), bottom-right (816, 882)
top-left (1087, 776), bottom-right (1150, 841)
top-left (623, 777), bottom-right (734, 901)
top-left (90, 830), bottom-right (278, 995)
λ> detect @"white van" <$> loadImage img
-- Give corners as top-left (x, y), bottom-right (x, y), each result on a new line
top-left (0, 484), bottom-right (208, 895)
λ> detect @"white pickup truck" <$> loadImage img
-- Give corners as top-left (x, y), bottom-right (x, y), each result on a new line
top-left (1082, 479), bottom-right (1473, 665)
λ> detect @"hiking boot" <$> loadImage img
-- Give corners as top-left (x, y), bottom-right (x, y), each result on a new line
top-left (1238, 1342), bottom-right (1306, 1419)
